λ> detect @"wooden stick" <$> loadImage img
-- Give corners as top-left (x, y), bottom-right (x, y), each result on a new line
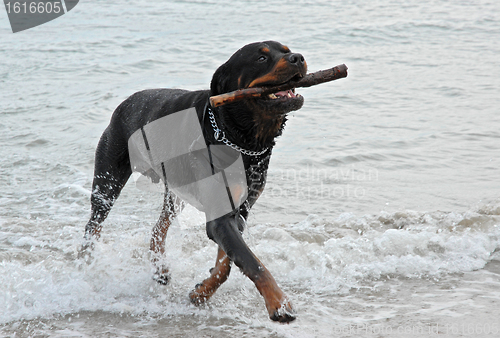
top-left (209, 64), bottom-right (348, 108)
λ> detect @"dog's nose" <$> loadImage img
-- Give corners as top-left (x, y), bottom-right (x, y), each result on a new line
top-left (288, 53), bottom-right (305, 65)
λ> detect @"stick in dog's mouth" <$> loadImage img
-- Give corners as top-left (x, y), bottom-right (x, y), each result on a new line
top-left (209, 64), bottom-right (348, 108)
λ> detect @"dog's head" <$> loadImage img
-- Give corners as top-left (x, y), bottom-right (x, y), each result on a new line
top-left (210, 41), bottom-right (307, 147)
top-left (211, 41), bottom-right (307, 115)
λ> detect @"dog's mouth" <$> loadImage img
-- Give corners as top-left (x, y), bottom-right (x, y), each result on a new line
top-left (245, 71), bottom-right (305, 115)
top-left (261, 73), bottom-right (303, 102)
top-left (266, 88), bottom-right (300, 101)
top-left (254, 86), bottom-right (304, 116)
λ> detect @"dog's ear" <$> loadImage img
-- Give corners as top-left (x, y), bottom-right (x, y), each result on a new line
top-left (210, 62), bottom-right (229, 96)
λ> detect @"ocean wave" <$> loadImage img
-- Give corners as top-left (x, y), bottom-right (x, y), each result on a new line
top-left (1, 203), bottom-right (499, 324)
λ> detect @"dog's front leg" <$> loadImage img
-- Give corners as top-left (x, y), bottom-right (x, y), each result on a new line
top-left (206, 215), bottom-right (295, 322)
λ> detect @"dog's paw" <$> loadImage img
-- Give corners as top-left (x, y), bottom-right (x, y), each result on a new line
top-left (269, 301), bottom-right (296, 323)
top-left (188, 283), bottom-right (207, 306)
top-left (153, 269), bottom-right (171, 285)
top-left (77, 240), bottom-right (95, 263)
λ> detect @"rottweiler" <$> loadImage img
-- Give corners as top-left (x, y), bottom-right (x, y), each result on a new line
top-left (82, 40), bottom-right (307, 322)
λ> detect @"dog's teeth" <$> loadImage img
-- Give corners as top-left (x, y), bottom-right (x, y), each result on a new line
top-left (287, 92), bottom-right (292, 98)
top-left (268, 93), bottom-right (278, 99)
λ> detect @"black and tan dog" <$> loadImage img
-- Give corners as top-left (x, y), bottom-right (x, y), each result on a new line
top-left (82, 41), bottom-right (307, 322)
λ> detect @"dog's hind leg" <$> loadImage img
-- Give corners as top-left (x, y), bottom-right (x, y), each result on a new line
top-left (80, 129), bottom-right (132, 257)
top-left (189, 246), bottom-right (232, 304)
top-left (150, 190), bottom-right (183, 285)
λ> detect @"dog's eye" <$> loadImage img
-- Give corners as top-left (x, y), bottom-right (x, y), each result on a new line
top-left (257, 55), bottom-right (267, 62)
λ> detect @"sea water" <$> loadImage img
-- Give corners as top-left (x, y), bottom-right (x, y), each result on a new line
top-left (1, 0), bottom-right (500, 337)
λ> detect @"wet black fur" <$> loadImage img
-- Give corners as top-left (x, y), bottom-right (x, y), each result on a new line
top-left (84, 40), bottom-right (306, 286)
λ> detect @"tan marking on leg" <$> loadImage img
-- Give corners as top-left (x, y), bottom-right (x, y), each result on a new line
top-left (150, 195), bottom-right (175, 256)
top-left (251, 258), bottom-right (295, 322)
top-left (150, 192), bottom-right (183, 284)
top-left (189, 246), bottom-right (232, 304)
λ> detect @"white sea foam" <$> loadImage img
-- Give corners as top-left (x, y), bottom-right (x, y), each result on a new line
top-left (1, 203), bottom-right (499, 326)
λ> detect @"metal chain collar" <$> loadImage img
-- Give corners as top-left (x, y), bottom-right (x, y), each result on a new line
top-left (207, 106), bottom-right (269, 157)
